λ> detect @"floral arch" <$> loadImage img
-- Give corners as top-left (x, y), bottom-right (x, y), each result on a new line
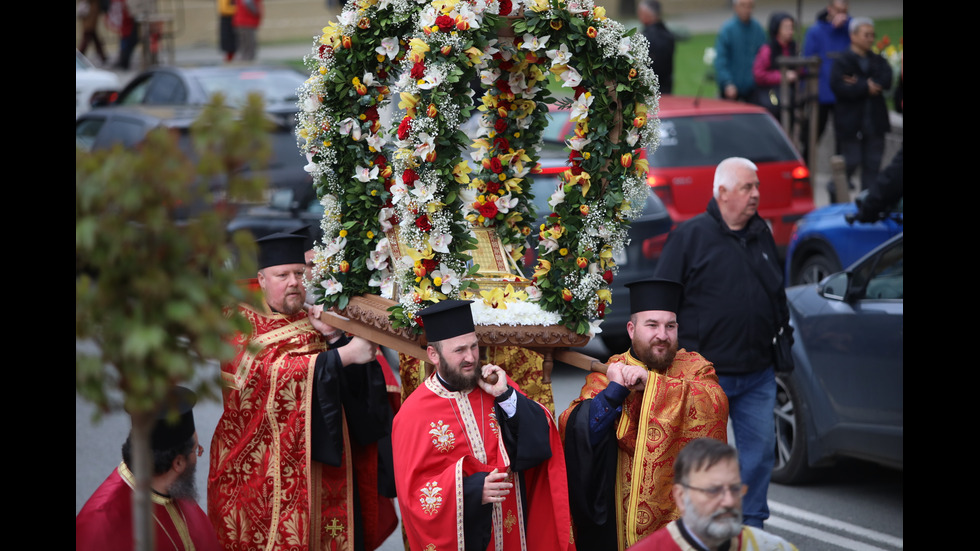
top-left (296, 0), bottom-right (661, 336)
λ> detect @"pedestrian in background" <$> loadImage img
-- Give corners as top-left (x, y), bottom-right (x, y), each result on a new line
top-left (753, 12), bottom-right (798, 121)
top-left (638, 0), bottom-right (675, 95)
top-left (233, 0), bottom-right (262, 62)
top-left (831, 17), bottom-right (892, 192)
top-left (714, 0), bottom-right (766, 102)
top-left (217, 0), bottom-right (237, 62)
top-left (801, 0), bottom-right (852, 164)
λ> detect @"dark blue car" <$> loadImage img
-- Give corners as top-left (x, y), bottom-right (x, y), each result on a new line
top-left (773, 233), bottom-right (903, 484)
top-left (784, 198), bottom-right (903, 286)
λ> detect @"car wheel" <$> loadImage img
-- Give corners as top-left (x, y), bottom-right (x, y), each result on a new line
top-left (772, 373), bottom-right (814, 485)
top-left (795, 253), bottom-right (841, 286)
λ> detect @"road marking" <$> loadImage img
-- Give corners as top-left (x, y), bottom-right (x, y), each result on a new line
top-left (769, 501), bottom-right (903, 550)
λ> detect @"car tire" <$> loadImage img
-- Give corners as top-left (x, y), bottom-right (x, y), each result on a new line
top-left (772, 373), bottom-right (814, 485)
top-left (795, 253), bottom-right (841, 286)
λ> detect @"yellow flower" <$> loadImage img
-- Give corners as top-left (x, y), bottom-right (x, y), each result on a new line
top-left (559, 248), bottom-right (569, 256)
top-left (532, 259), bottom-right (551, 279)
top-left (453, 161), bottom-right (472, 184)
top-left (593, 6), bottom-right (606, 19)
top-left (465, 47), bottom-right (484, 66)
top-left (409, 38), bottom-right (430, 62)
top-left (339, 230), bottom-right (348, 237)
top-left (480, 287), bottom-right (507, 309)
top-left (528, 0), bottom-right (549, 12)
top-left (597, 289), bottom-right (612, 303)
top-left (399, 92), bottom-right (420, 117)
top-left (634, 157), bottom-right (649, 175)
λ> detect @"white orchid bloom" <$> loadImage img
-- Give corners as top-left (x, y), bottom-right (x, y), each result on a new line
top-left (567, 134), bottom-right (591, 151)
top-left (431, 232), bottom-right (453, 253)
top-left (390, 181), bottom-right (409, 205)
top-left (414, 133), bottom-right (436, 160)
top-left (560, 67), bottom-right (582, 88)
top-left (367, 132), bottom-right (388, 151)
top-left (548, 187), bottom-right (566, 209)
top-left (375, 38), bottom-right (399, 60)
top-left (459, 186), bottom-right (478, 206)
top-left (547, 43), bottom-right (572, 67)
top-left (495, 193), bottom-right (519, 214)
top-left (526, 285), bottom-right (542, 300)
top-left (416, 71), bottom-right (443, 90)
top-left (301, 94), bottom-right (321, 113)
top-left (339, 117), bottom-right (362, 141)
top-left (337, 10), bottom-right (356, 26)
top-left (431, 264), bottom-right (459, 294)
top-left (458, 5), bottom-right (481, 29)
top-left (522, 33), bottom-right (550, 52)
top-left (625, 128), bottom-right (640, 147)
top-left (355, 165), bottom-right (379, 183)
top-left (379, 207), bottom-right (395, 231)
top-left (411, 180), bottom-right (437, 203)
top-left (540, 238), bottom-right (559, 254)
top-left (569, 92), bottom-right (594, 122)
top-left (321, 277), bottom-right (344, 296)
top-left (361, 72), bottom-right (377, 87)
top-left (323, 236), bottom-right (347, 258)
top-left (480, 68), bottom-right (501, 85)
top-left (508, 71), bottom-right (527, 94)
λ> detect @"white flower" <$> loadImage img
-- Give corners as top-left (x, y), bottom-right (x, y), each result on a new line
top-left (567, 134), bottom-right (591, 151)
top-left (546, 44), bottom-right (572, 67)
top-left (526, 285), bottom-right (542, 301)
top-left (540, 238), bottom-right (559, 254)
top-left (559, 67), bottom-right (582, 88)
top-left (355, 165), bottom-right (379, 183)
top-left (617, 37), bottom-right (631, 57)
top-left (495, 193), bottom-right (518, 214)
top-left (457, 4), bottom-right (481, 29)
top-left (570, 92), bottom-right (594, 122)
top-left (431, 232), bottom-right (453, 253)
top-left (411, 180), bottom-right (437, 203)
top-left (480, 68), bottom-right (501, 85)
top-left (375, 38), bottom-right (399, 60)
top-left (390, 180), bottom-right (409, 204)
top-left (522, 33), bottom-right (550, 52)
top-left (508, 71), bottom-right (527, 94)
top-left (323, 236), bottom-right (347, 257)
top-left (430, 264), bottom-right (459, 294)
top-left (337, 10), bottom-right (356, 26)
top-left (548, 187), bottom-right (565, 209)
top-left (460, 186), bottom-right (478, 206)
top-left (419, 6), bottom-right (437, 28)
top-left (417, 70), bottom-right (443, 90)
top-left (339, 117), bottom-right (362, 141)
top-left (367, 132), bottom-right (388, 151)
top-left (625, 128), bottom-right (640, 147)
top-left (361, 72), bottom-right (377, 87)
top-left (367, 248), bottom-right (389, 271)
top-left (414, 133), bottom-right (436, 160)
top-left (301, 94), bottom-right (321, 113)
top-left (380, 274), bottom-right (395, 299)
top-left (321, 277), bottom-right (344, 295)
top-left (379, 207), bottom-right (395, 231)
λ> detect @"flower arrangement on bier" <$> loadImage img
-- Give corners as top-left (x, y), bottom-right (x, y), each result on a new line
top-left (297, 0), bottom-right (661, 336)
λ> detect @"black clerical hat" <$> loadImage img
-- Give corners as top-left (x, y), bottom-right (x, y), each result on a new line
top-left (149, 386), bottom-right (197, 451)
top-left (418, 300), bottom-right (475, 342)
top-left (626, 279), bottom-right (684, 314)
top-left (257, 232), bottom-right (307, 269)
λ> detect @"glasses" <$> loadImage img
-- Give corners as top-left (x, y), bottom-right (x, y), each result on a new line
top-left (680, 483), bottom-right (747, 499)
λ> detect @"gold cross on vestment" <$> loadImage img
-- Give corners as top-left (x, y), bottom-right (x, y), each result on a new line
top-left (325, 518), bottom-right (345, 538)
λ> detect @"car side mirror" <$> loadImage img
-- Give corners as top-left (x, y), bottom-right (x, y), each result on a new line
top-left (817, 271), bottom-right (849, 301)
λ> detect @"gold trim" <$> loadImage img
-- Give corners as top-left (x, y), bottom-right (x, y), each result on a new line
top-left (117, 462), bottom-right (195, 550)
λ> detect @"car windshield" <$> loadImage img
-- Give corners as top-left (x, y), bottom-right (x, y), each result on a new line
top-left (197, 70), bottom-right (306, 104)
top-left (650, 113), bottom-right (798, 167)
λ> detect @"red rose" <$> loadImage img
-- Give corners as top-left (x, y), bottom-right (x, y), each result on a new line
top-left (602, 269), bottom-right (614, 284)
top-left (485, 181), bottom-right (501, 195)
top-left (415, 215), bottom-right (432, 232)
top-left (499, 0), bottom-right (512, 15)
top-left (597, 301), bottom-right (606, 318)
top-left (374, 154), bottom-right (387, 167)
top-left (489, 157), bottom-right (504, 174)
top-left (494, 118), bottom-right (508, 133)
top-left (499, 60), bottom-right (514, 72)
top-left (573, 86), bottom-right (588, 99)
top-left (402, 168), bottom-right (419, 186)
top-left (436, 15), bottom-right (455, 32)
top-left (477, 201), bottom-right (499, 219)
top-left (493, 137), bottom-right (510, 152)
top-left (495, 80), bottom-right (512, 94)
top-left (422, 258), bottom-right (438, 274)
top-left (397, 116), bottom-right (412, 140)
top-left (411, 61), bottom-right (426, 79)
top-left (364, 106), bottom-right (379, 121)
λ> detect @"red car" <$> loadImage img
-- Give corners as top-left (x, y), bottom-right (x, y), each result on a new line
top-left (542, 96), bottom-right (814, 256)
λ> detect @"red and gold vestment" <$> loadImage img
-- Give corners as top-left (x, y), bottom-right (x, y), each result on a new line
top-left (76, 462), bottom-right (222, 551)
top-left (207, 303), bottom-right (397, 551)
top-left (558, 349), bottom-right (729, 550)
top-left (392, 373), bottom-right (575, 551)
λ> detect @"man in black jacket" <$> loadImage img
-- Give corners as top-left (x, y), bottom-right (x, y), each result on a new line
top-left (654, 157), bottom-right (791, 530)
top-left (639, 0), bottom-right (675, 95)
top-left (831, 17), bottom-right (893, 192)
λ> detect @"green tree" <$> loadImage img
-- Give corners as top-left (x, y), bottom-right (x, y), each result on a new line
top-left (76, 95), bottom-right (269, 550)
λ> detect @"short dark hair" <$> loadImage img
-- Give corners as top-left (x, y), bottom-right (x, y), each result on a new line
top-left (674, 438), bottom-right (738, 485)
top-left (122, 434), bottom-right (196, 476)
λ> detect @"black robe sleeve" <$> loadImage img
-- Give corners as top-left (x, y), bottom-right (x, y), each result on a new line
top-left (563, 399), bottom-right (620, 551)
top-left (308, 338), bottom-right (394, 468)
top-left (462, 387), bottom-right (553, 550)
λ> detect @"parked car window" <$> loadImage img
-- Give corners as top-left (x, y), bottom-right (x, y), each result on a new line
top-left (651, 114), bottom-right (798, 168)
top-left (197, 70), bottom-right (305, 105)
top-left (144, 73), bottom-right (188, 105)
top-left (75, 118), bottom-right (105, 151)
top-left (855, 239), bottom-right (903, 300)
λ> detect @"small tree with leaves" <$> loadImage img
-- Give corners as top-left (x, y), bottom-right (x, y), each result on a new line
top-left (76, 95), bottom-right (269, 551)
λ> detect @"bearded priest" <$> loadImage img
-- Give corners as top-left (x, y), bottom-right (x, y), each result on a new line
top-left (559, 279), bottom-right (730, 550)
top-left (392, 299), bottom-right (575, 551)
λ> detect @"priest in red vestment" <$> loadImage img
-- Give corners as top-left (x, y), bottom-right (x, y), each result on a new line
top-left (559, 279), bottom-right (729, 550)
top-left (208, 232), bottom-right (398, 551)
top-left (392, 300), bottom-right (575, 551)
top-left (76, 386), bottom-right (222, 551)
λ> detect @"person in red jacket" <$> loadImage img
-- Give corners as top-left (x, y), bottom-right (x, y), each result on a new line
top-left (233, 0), bottom-right (262, 61)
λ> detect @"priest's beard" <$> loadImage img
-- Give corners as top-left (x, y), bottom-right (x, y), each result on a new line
top-left (682, 493), bottom-right (742, 542)
top-left (437, 353), bottom-right (481, 392)
top-left (632, 336), bottom-right (678, 373)
top-left (168, 458), bottom-right (198, 501)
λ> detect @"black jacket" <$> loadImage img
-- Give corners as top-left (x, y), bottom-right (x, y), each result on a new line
top-left (654, 198), bottom-right (791, 375)
top-left (830, 48), bottom-right (893, 140)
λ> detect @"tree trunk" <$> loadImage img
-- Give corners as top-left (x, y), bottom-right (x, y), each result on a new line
top-left (130, 411), bottom-right (156, 551)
